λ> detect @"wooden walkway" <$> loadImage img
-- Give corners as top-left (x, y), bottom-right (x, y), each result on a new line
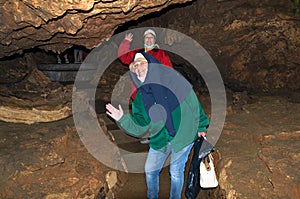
top-left (38, 63), bottom-right (96, 82)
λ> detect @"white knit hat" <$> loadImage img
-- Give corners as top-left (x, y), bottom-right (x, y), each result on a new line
top-left (143, 29), bottom-right (156, 38)
top-left (129, 53), bottom-right (148, 71)
top-left (134, 53), bottom-right (146, 61)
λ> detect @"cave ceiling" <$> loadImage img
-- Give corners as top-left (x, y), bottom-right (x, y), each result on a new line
top-left (0, 0), bottom-right (194, 58)
top-left (0, 0), bottom-right (300, 125)
top-left (0, 0), bottom-right (300, 92)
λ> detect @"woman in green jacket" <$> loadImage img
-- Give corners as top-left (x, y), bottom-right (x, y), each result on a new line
top-left (106, 52), bottom-right (209, 199)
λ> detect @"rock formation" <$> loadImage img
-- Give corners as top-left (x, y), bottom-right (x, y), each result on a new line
top-left (0, 0), bottom-right (300, 198)
top-left (0, 0), bottom-right (192, 58)
top-left (0, 0), bottom-right (193, 124)
top-left (1, 0), bottom-right (299, 92)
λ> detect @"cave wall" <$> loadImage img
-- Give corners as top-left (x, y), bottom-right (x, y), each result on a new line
top-left (0, 1), bottom-right (299, 198)
top-left (1, 0), bottom-right (300, 93)
top-left (131, 0), bottom-right (300, 93)
top-left (0, 0), bottom-right (192, 57)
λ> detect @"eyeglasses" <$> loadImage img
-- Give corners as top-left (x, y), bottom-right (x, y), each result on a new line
top-left (144, 36), bottom-right (155, 40)
top-left (132, 61), bottom-right (147, 70)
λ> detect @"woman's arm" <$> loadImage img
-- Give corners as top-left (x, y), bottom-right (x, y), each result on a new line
top-left (118, 33), bottom-right (138, 65)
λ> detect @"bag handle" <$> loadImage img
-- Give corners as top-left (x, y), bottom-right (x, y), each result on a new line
top-left (203, 156), bottom-right (211, 171)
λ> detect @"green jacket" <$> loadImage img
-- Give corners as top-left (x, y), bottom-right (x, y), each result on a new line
top-left (118, 89), bottom-right (209, 153)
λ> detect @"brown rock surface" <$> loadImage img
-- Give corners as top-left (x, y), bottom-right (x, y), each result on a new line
top-left (0, 0), bottom-right (300, 198)
top-left (138, 0), bottom-right (300, 92)
top-left (216, 95), bottom-right (300, 198)
top-left (0, 54), bottom-right (72, 124)
top-left (0, 0), bottom-right (192, 58)
top-left (0, 116), bottom-right (125, 198)
top-left (0, 0), bottom-right (299, 120)
top-left (1, 0), bottom-right (299, 93)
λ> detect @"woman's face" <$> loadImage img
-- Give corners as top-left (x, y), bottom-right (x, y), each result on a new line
top-left (132, 60), bottom-right (148, 78)
top-left (144, 33), bottom-right (155, 48)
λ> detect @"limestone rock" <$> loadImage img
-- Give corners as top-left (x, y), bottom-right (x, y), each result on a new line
top-left (0, 0), bottom-right (192, 58)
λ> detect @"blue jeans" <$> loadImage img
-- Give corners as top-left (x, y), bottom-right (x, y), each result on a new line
top-left (145, 142), bottom-right (193, 199)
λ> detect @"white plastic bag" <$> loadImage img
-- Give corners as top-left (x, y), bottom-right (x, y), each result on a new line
top-left (199, 153), bottom-right (218, 188)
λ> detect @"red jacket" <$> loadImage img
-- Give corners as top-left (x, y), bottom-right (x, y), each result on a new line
top-left (118, 39), bottom-right (173, 99)
top-left (118, 39), bottom-right (173, 68)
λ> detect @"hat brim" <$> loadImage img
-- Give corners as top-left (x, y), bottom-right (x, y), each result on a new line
top-left (129, 58), bottom-right (148, 71)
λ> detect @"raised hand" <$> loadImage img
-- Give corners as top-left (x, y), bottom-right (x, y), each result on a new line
top-left (106, 103), bottom-right (124, 121)
top-left (124, 32), bottom-right (133, 42)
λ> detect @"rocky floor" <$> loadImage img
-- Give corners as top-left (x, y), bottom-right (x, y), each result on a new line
top-left (216, 95), bottom-right (300, 199)
top-left (0, 116), bottom-right (123, 199)
top-left (0, 94), bottom-right (299, 198)
top-left (113, 94), bottom-right (300, 199)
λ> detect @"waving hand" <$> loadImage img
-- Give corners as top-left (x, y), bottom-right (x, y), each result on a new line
top-left (106, 103), bottom-right (124, 121)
